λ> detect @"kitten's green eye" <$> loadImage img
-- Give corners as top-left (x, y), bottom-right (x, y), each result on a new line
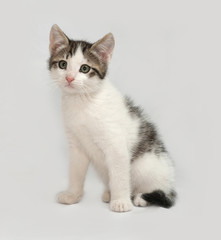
top-left (80, 64), bottom-right (91, 74)
top-left (59, 60), bottom-right (67, 69)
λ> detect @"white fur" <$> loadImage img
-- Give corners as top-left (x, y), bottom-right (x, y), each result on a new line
top-left (133, 193), bottom-right (148, 207)
top-left (51, 46), bottom-right (175, 213)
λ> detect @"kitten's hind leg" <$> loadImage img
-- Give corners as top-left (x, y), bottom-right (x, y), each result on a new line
top-left (131, 152), bottom-right (176, 208)
top-left (57, 191), bottom-right (82, 205)
top-left (132, 193), bottom-right (148, 207)
top-left (141, 190), bottom-right (176, 208)
top-left (102, 190), bottom-right (111, 203)
top-left (132, 191), bottom-right (176, 208)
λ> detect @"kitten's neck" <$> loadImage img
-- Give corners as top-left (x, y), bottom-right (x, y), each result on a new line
top-left (62, 91), bottom-right (96, 105)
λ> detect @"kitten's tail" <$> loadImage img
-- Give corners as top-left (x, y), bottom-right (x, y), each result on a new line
top-left (141, 190), bottom-right (176, 208)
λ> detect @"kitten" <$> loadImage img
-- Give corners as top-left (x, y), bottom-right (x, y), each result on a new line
top-left (48, 24), bottom-right (176, 212)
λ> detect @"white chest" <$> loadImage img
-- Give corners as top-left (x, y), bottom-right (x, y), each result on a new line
top-left (62, 96), bottom-right (105, 158)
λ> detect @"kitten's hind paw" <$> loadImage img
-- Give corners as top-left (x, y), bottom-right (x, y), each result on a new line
top-left (57, 191), bottom-right (82, 205)
top-left (133, 193), bottom-right (148, 207)
top-left (110, 199), bottom-right (133, 212)
top-left (102, 190), bottom-right (111, 203)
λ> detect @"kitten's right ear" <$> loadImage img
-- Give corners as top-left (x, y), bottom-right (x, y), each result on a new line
top-left (49, 24), bottom-right (69, 55)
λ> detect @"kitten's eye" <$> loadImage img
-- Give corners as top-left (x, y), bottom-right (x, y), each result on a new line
top-left (58, 60), bottom-right (67, 69)
top-left (80, 64), bottom-right (91, 74)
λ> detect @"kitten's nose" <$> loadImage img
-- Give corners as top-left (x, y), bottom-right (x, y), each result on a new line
top-left (66, 76), bottom-right (75, 83)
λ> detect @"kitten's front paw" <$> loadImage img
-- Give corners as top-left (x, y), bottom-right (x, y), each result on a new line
top-left (110, 199), bottom-right (133, 212)
top-left (57, 191), bottom-right (82, 205)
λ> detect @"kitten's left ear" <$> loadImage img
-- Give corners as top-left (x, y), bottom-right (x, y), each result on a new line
top-left (49, 24), bottom-right (69, 55)
top-left (90, 33), bottom-right (115, 63)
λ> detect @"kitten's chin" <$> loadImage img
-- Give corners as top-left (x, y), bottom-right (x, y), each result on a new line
top-left (60, 81), bottom-right (103, 95)
top-left (60, 85), bottom-right (93, 95)
top-left (61, 85), bottom-right (78, 94)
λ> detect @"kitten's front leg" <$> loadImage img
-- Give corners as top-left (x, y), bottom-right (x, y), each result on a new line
top-left (106, 150), bottom-right (133, 212)
top-left (57, 143), bottom-right (90, 205)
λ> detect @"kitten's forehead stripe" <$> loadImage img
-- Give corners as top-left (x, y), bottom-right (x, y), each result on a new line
top-left (67, 40), bottom-right (92, 57)
top-left (49, 40), bottom-right (108, 79)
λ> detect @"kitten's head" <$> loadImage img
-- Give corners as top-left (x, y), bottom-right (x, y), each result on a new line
top-left (48, 24), bottom-right (115, 94)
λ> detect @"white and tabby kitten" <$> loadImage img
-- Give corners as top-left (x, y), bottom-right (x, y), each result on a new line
top-left (49, 24), bottom-right (176, 212)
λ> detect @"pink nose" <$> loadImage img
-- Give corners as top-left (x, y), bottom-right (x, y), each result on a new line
top-left (66, 76), bottom-right (75, 83)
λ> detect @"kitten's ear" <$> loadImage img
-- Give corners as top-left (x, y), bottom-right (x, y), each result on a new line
top-left (49, 24), bottom-right (69, 55)
top-left (90, 33), bottom-right (115, 63)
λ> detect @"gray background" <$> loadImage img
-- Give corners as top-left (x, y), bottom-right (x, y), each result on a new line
top-left (0, 0), bottom-right (220, 239)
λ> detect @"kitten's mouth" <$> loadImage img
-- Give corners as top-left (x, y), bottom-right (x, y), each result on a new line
top-left (65, 84), bottom-right (74, 88)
